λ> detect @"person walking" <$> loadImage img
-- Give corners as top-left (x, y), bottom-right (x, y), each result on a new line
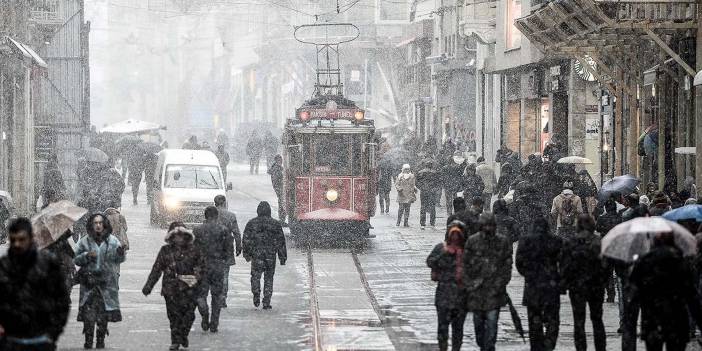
top-left (243, 201), bottom-right (287, 309)
top-left (516, 216), bottom-right (562, 351)
top-left (103, 208), bottom-right (128, 253)
top-left (74, 213), bottom-right (126, 349)
top-left (416, 161), bottom-right (440, 229)
top-left (395, 164), bottom-right (417, 227)
top-left (263, 131), bottom-right (279, 168)
top-left (595, 199), bottom-right (621, 303)
top-left (463, 164), bottom-right (485, 202)
top-left (214, 195), bottom-right (242, 307)
top-left (463, 213), bottom-right (513, 351)
top-left (561, 214), bottom-right (608, 351)
top-left (247, 132), bottom-right (263, 175)
top-left (267, 155), bottom-right (286, 223)
top-left (377, 159), bottom-right (394, 214)
top-left (551, 181), bottom-right (583, 236)
top-left (475, 157), bottom-right (496, 210)
top-left (495, 163), bottom-right (516, 199)
top-left (41, 154), bottom-right (67, 208)
top-left (142, 222), bottom-right (205, 351)
top-left (193, 207), bottom-right (232, 333)
top-left (0, 218), bottom-right (71, 351)
top-left (215, 145), bottom-right (230, 183)
top-left (143, 152), bottom-right (158, 205)
top-left (443, 152), bottom-right (467, 215)
top-left (630, 232), bottom-right (702, 351)
top-left (427, 221), bottom-right (469, 350)
top-left (127, 151), bottom-right (146, 206)
top-left (492, 199), bottom-right (520, 243)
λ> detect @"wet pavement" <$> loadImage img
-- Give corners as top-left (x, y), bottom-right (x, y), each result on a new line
top-left (43, 163), bottom-right (699, 350)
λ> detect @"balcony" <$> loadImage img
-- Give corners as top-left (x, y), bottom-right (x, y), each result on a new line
top-left (30, 0), bottom-right (62, 26)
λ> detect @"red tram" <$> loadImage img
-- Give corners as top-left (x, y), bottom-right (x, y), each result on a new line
top-left (283, 97), bottom-right (377, 239)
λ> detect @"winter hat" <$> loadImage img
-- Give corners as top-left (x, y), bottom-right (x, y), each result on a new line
top-left (402, 164), bottom-right (411, 171)
top-left (651, 191), bottom-right (671, 207)
top-left (165, 226), bottom-right (194, 243)
top-left (563, 181), bottom-right (574, 190)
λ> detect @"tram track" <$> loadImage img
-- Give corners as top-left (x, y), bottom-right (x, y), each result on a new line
top-left (305, 244), bottom-right (407, 351)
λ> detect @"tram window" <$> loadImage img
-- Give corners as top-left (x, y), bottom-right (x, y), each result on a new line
top-left (313, 135), bottom-right (351, 175)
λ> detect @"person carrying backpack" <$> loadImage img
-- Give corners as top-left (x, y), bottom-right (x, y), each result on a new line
top-left (550, 181), bottom-right (583, 237)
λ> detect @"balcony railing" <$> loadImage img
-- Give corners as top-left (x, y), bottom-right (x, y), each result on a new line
top-left (30, 0), bottom-right (62, 25)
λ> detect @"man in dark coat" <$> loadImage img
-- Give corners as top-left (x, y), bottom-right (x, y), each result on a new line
top-left (267, 155), bottom-right (286, 223)
top-left (492, 199), bottom-right (520, 243)
top-left (630, 232), bottom-right (702, 351)
top-left (193, 207), bottom-right (232, 333)
top-left (463, 212), bottom-right (513, 351)
top-left (102, 161), bottom-right (126, 210)
top-left (247, 132), bottom-right (264, 175)
top-left (243, 201), bottom-right (287, 309)
top-left (416, 161), bottom-right (440, 228)
top-left (41, 154), bottom-right (66, 208)
top-left (215, 145), bottom-right (230, 183)
top-left (214, 195), bottom-right (242, 307)
top-left (442, 152), bottom-right (467, 215)
top-left (127, 151), bottom-right (146, 206)
top-left (143, 223), bottom-right (205, 350)
top-left (427, 221), bottom-right (468, 351)
top-left (561, 214), bottom-right (609, 351)
top-left (595, 199), bottom-right (621, 303)
top-left (512, 183), bottom-right (549, 236)
top-left (516, 216), bottom-right (562, 351)
top-left (463, 164), bottom-right (485, 201)
top-left (143, 152), bottom-right (158, 205)
top-left (0, 217), bottom-right (70, 351)
top-left (377, 159), bottom-right (394, 214)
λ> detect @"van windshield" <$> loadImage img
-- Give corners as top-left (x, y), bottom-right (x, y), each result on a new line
top-left (164, 165), bottom-right (221, 189)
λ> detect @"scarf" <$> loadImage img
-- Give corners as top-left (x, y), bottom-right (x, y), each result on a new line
top-left (444, 227), bottom-right (465, 286)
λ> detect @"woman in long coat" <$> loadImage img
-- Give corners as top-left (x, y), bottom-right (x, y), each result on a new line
top-left (74, 213), bottom-right (126, 349)
top-left (143, 222), bottom-right (205, 351)
top-left (427, 220), bottom-right (468, 351)
top-left (395, 164), bottom-right (417, 227)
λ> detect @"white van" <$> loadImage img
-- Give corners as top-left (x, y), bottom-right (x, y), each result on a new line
top-left (150, 149), bottom-right (232, 226)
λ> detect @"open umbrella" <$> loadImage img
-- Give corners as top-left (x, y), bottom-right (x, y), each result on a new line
top-left (662, 204), bottom-right (702, 222)
top-left (78, 147), bottom-right (109, 164)
top-left (32, 200), bottom-right (87, 249)
top-left (598, 174), bottom-right (640, 202)
top-left (506, 294), bottom-right (526, 342)
top-left (101, 118), bottom-right (164, 134)
top-left (557, 156), bottom-right (593, 164)
top-left (138, 142), bottom-right (163, 155)
top-left (601, 217), bottom-right (696, 262)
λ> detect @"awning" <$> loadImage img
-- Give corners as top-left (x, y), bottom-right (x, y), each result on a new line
top-left (100, 118), bottom-right (165, 134)
top-left (395, 36), bottom-right (417, 48)
top-left (4, 36), bottom-right (47, 68)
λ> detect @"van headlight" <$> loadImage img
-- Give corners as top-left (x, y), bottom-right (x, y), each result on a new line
top-left (164, 197), bottom-right (181, 211)
top-left (325, 189), bottom-right (339, 202)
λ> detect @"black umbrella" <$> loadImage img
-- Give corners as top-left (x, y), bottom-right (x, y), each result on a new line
top-left (116, 135), bottom-right (143, 156)
top-left (78, 147), bottom-right (109, 164)
top-left (598, 174), bottom-right (640, 202)
top-left (506, 294), bottom-right (526, 342)
top-left (138, 142), bottom-right (162, 155)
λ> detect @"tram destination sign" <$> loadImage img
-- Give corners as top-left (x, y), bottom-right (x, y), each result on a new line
top-left (297, 107), bottom-right (364, 121)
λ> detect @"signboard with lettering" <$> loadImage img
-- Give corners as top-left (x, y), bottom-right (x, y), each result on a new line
top-left (298, 108), bottom-right (362, 121)
top-left (585, 118), bottom-right (600, 140)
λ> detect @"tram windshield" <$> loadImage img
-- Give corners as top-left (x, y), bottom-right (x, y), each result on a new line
top-left (304, 134), bottom-right (363, 176)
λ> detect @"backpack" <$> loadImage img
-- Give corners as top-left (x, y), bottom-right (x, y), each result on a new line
top-left (560, 196), bottom-right (577, 227)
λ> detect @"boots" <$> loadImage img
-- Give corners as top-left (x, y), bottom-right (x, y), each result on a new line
top-left (96, 324), bottom-right (107, 349)
top-left (438, 339), bottom-right (448, 351)
top-left (83, 323), bottom-right (94, 349)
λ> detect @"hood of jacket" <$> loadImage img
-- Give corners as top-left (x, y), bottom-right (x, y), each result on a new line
top-left (257, 201), bottom-right (272, 217)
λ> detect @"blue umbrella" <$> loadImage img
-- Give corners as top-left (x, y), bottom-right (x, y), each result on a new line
top-left (662, 204), bottom-right (702, 222)
top-left (598, 174), bottom-right (640, 202)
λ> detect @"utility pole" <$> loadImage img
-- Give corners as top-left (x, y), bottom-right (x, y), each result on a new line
top-left (696, 3), bottom-right (702, 197)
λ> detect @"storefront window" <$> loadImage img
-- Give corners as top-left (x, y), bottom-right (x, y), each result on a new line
top-left (506, 0), bottom-right (522, 50)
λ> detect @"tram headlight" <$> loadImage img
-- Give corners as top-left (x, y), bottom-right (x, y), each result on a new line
top-left (299, 111), bottom-right (310, 121)
top-left (164, 197), bottom-right (181, 211)
top-left (325, 189), bottom-right (339, 202)
top-left (354, 111), bottom-right (364, 121)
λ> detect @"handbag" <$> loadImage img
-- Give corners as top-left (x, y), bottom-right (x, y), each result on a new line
top-left (73, 267), bottom-right (106, 287)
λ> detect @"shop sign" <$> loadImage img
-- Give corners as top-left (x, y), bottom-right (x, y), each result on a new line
top-left (585, 119), bottom-right (600, 140)
top-left (34, 126), bottom-right (56, 162)
top-left (585, 105), bottom-right (598, 113)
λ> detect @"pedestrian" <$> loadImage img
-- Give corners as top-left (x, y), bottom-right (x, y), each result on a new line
top-left (475, 157), bottom-right (496, 210)
top-left (41, 154), bottom-right (66, 208)
top-left (442, 151), bottom-right (467, 215)
top-left (512, 183), bottom-right (549, 238)
top-left (214, 195), bottom-right (242, 308)
top-left (649, 191), bottom-right (672, 216)
top-left (193, 207), bottom-right (232, 333)
top-left (103, 208), bottom-right (128, 252)
top-left (142, 222), bottom-right (205, 351)
top-left (74, 213), bottom-right (126, 349)
top-left (463, 164), bottom-right (484, 202)
top-left (630, 232), bottom-right (702, 351)
top-left (645, 182), bottom-right (657, 200)
top-left (463, 212), bottom-right (513, 351)
top-left (595, 199), bottom-right (621, 303)
top-left (550, 181), bottom-right (583, 236)
top-left (267, 154), bottom-right (287, 223)
top-left (377, 159), bottom-right (394, 214)
top-left (620, 193), bottom-right (640, 222)
top-left (43, 229), bottom-right (77, 292)
top-left (680, 176), bottom-right (698, 201)
top-left (561, 214), bottom-right (608, 351)
top-left (247, 131), bottom-right (263, 175)
top-left (515, 216), bottom-right (562, 351)
top-left (575, 170), bottom-right (598, 215)
top-left (446, 197), bottom-right (468, 226)
top-left (495, 163), bottom-right (515, 199)
top-left (182, 136), bottom-right (199, 150)
top-left (416, 161), bottom-right (440, 229)
top-left (427, 221), bottom-right (469, 351)
top-left (127, 151), bottom-right (145, 206)
top-left (143, 152), bottom-right (158, 205)
top-left (215, 145), bottom-right (230, 183)
top-left (243, 201), bottom-right (287, 309)
top-left (99, 160), bottom-right (125, 211)
top-left (395, 164), bottom-right (417, 227)
top-left (492, 199), bottom-right (520, 242)
top-left (0, 218), bottom-right (71, 351)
